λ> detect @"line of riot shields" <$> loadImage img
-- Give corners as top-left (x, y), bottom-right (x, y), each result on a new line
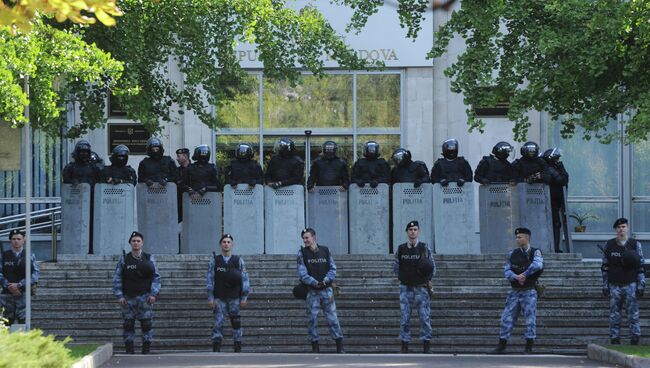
top-left (60, 181), bottom-right (553, 255)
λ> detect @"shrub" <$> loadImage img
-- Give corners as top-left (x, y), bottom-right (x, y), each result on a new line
top-left (0, 328), bottom-right (73, 368)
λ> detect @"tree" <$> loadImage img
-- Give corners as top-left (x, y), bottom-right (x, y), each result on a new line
top-left (340, 0), bottom-right (650, 143)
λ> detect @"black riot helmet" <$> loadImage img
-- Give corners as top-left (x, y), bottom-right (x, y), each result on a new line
top-left (541, 147), bottom-right (562, 164)
top-left (442, 139), bottom-right (459, 160)
top-left (110, 145), bottom-right (130, 167)
top-left (72, 140), bottom-right (92, 163)
top-left (520, 141), bottom-right (540, 159)
top-left (492, 141), bottom-right (513, 160)
top-left (274, 137), bottom-right (295, 158)
top-left (322, 141), bottom-right (338, 159)
top-left (146, 137), bottom-right (164, 159)
top-left (391, 148), bottom-right (412, 167)
top-left (362, 141), bottom-right (380, 159)
top-left (192, 144), bottom-right (211, 163)
top-left (234, 143), bottom-right (253, 160)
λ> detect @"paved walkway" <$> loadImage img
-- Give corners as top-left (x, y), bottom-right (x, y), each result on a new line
top-left (103, 353), bottom-right (615, 368)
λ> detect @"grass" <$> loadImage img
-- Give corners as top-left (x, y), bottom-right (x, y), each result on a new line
top-left (606, 345), bottom-right (650, 358)
top-left (67, 344), bottom-right (100, 359)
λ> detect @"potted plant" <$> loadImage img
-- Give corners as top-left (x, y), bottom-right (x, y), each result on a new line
top-left (569, 211), bottom-right (599, 232)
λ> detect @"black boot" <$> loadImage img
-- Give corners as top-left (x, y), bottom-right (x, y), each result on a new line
top-left (423, 340), bottom-right (431, 354)
top-left (212, 339), bottom-right (221, 352)
top-left (234, 341), bottom-right (242, 353)
top-left (142, 341), bottom-right (151, 355)
top-left (335, 338), bottom-right (345, 354)
top-left (311, 341), bottom-right (320, 353)
top-left (125, 341), bottom-right (135, 354)
top-left (400, 341), bottom-right (409, 354)
top-left (524, 339), bottom-right (534, 354)
top-left (611, 337), bottom-right (621, 345)
top-left (631, 336), bottom-right (640, 345)
top-left (489, 339), bottom-right (507, 354)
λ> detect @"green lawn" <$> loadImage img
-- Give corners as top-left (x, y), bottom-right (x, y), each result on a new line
top-left (67, 344), bottom-right (100, 359)
top-left (606, 345), bottom-right (650, 358)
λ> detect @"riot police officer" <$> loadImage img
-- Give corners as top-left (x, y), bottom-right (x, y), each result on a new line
top-left (224, 143), bottom-right (264, 188)
top-left (101, 145), bottom-right (137, 185)
top-left (138, 137), bottom-right (178, 186)
top-left (265, 138), bottom-right (304, 189)
top-left (430, 139), bottom-right (473, 186)
top-left (512, 141), bottom-right (550, 184)
top-left (183, 145), bottom-right (222, 197)
top-left (350, 141), bottom-right (390, 188)
top-left (393, 221), bottom-right (435, 354)
top-left (175, 148), bottom-right (190, 222)
top-left (112, 231), bottom-right (161, 354)
top-left (307, 141), bottom-right (349, 191)
top-left (0, 230), bottom-right (39, 326)
top-left (390, 148), bottom-right (429, 188)
top-left (63, 140), bottom-right (101, 185)
top-left (297, 228), bottom-right (345, 354)
top-left (601, 218), bottom-right (645, 345)
top-left (474, 141), bottom-right (517, 184)
top-left (542, 148), bottom-right (569, 252)
top-left (207, 234), bottom-right (250, 352)
top-left (491, 228), bottom-right (543, 354)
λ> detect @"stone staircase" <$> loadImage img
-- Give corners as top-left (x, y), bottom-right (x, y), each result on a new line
top-left (31, 253), bottom-right (638, 354)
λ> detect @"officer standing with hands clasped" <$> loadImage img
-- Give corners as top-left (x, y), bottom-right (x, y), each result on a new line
top-left (491, 227), bottom-right (543, 354)
top-left (393, 221), bottom-right (435, 354)
top-left (112, 231), bottom-right (161, 354)
top-left (0, 230), bottom-right (39, 326)
top-left (207, 234), bottom-right (250, 353)
top-left (297, 228), bottom-right (345, 354)
top-left (601, 218), bottom-right (645, 345)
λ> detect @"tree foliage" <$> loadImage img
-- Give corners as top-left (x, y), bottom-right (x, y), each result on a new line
top-left (342, 0), bottom-right (650, 143)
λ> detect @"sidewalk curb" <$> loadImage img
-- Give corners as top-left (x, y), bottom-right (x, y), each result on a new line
top-left (587, 343), bottom-right (650, 368)
top-left (71, 343), bottom-right (113, 368)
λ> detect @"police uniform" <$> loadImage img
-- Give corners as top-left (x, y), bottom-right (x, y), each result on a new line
top-left (112, 233), bottom-right (161, 354)
top-left (492, 227), bottom-right (543, 354)
top-left (206, 251), bottom-right (250, 352)
top-left (393, 221), bottom-right (435, 353)
top-left (175, 148), bottom-right (190, 223)
top-left (0, 230), bottom-right (39, 325)
top-left (602, 218), bottom-right (645, 344)
top-left (296, 241), bottom-right (344, 353)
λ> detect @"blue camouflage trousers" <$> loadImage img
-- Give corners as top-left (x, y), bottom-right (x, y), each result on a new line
top-left (499, 288), bottom-right (537, 340)
top-left (305, 287), bottom-right (343, 342)
top-left (0, 294), bottom-right (26, 323)
top-left (121, 294), bottom-right (154, 343)
top-left (399, 285), bottom-right (432, 342)
top-left (609, 283), bottom-right (640, 339)
top-left (212, 298), bottom-right (242, 342)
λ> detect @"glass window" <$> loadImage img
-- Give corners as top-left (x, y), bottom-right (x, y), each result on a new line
top-left (632, 140), bottom-right (650, 232)
top-left (357, 74), bottom-right (400, 128)
top-left (215, 135), bottom-right (260, 170)
top-left (216, 74), bottom-right (260, 130)
top-left (567, 202), bottom-right (619, 233)
top-left (263, 75), bottom-right (353, 129)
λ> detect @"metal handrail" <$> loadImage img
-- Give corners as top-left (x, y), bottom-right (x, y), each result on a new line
top-left (0, 206), bottom-right (61, 226)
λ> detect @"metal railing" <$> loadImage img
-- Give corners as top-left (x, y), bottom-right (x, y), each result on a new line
top-left (0, 206), bottom-right (61, 260)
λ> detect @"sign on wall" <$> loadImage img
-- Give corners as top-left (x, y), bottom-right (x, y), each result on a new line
top-left (107, 124), bottom-right (151, 155)
top-left (0, 122), bottom-right (22, 171)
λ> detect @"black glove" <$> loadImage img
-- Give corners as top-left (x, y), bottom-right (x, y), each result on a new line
top-left (457, 178), bottom-right (466, 187)
top-left (230, 182), bottom-right (237, 188)
top-left (439, 179), bottom-right (449, 187)
top-left (637, 287), bottom-right (644, 298)
top-left (356, 180), bottom-right (366, 188)
top-left (316, 281), bottom-right (326, 290)
top-left (602, 286), bottom-right (610, 298)
top-left (198, 187), bottom-right (207, 196)
top-left (159, 178), bottom-right (168, 186)
top-left (413, 180), bottom-right (422, 188)
top-left (188, 188), bottom-right (196, 196)
top-left (370, 180), bottom-right (378, 188)
top-left (145, 179), bottom-right (155, 187)
top-left (271, 181), bottom-right (282, 189)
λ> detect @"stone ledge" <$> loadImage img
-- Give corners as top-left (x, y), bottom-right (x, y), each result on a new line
top-left (71, 343), bottom-right (112, 368)
top-left (587, 343), bottom-right (650, 368)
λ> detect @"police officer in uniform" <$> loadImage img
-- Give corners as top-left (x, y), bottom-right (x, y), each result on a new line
top-left (601, 218), bottom-right (645, 345)
top-left (297, 228), bottom-right (345, 354)
top-left (224, 143), bottom-right (264, 188)
top-left (63, 140), bottom-right (101, 185)
top-left (175, 148), bottom-right (190, 222)
top-left (0, 230), bottom-right (39, 325)
top-left (512, 141), bottom-right (550, 184)
top-left (393, 221), bottom-right (435, 354)
top-left (390, 148), bottom-right (429, 188)
top-left (351, 141), bottom-right (390, 188)
top-left (307, 141), bottom-right (349, 191)
top-left (474, 141), bottom-right (518, 185)
top-left (183, 145), bottom-right (222, 197)
top-left (112, 231), bottom-right (161, 354)
top-left (101, 145), bottom-right (137, 185)
top-left (491, 227), bottom-right (543, 354)
top-left (138, 137), bottom-right (178, 186)
top-left (206, 234), bottom-right (250, 352)
top-left (265, 138), bottom-right (304, 189)
top-left (430, 139), bottom-right (473, 187)
top-left (542, 148), bottom-right (569, 253)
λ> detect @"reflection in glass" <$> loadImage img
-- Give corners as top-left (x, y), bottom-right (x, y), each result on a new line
top-left (632, 203), bottom-right (650, 233)
top-left (357, 74), bottom-right (400, 128)
top-left (216, 74), bottom-right (260, 130)
top-left (633, 140), bottom-right (650, 197)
